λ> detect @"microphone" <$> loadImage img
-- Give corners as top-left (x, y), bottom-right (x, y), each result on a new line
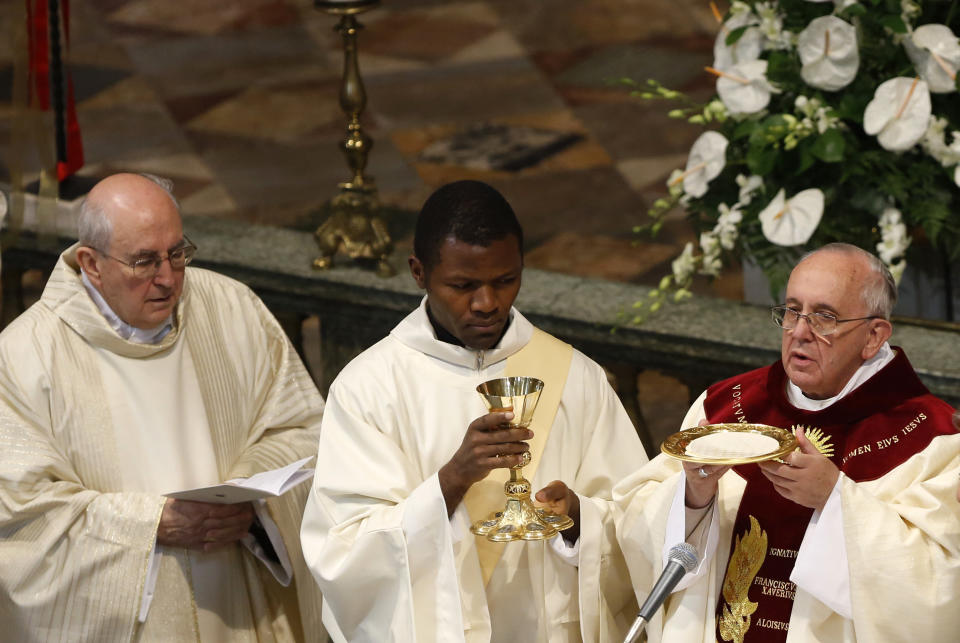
top-left (623, 542), bottom-right (699, 643)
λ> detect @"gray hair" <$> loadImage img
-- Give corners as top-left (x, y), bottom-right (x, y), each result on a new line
top-left (77, 173), bottom-right (180, 251)
top-left (801, 243), bottom-right (898, 319)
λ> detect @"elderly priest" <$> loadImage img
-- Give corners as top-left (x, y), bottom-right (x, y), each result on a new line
top-left (300, 180), bottom-right (647, 642)
top-left (615, 243), bottom-right (960, 642)
top-left (0, 173), bottom-right (325, 641)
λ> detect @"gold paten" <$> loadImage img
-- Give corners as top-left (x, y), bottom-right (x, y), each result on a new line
top-left (661, 423), bottom-right (797, 465)
top-left (470, 377), bottom-right (575, 542)
top-left (312, 0), bottom-right (394, 277)
top-left (718, 515), bottom-right (768, 643)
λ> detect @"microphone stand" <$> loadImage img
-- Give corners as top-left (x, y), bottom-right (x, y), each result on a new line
top-left (623, 615), bottom-right (647, 643)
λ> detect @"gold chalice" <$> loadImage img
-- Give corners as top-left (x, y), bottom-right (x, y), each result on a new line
top-left (470, 376), bottom-right (574, 542)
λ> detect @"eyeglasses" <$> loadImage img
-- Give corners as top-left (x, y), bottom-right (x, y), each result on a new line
top-left (96, 237), bottom-right (198, 280)
top-left (770, 305), bottom-right (881, 337)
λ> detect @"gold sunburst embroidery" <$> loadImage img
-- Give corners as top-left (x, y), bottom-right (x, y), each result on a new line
top-left (718, 515), bottom-right (768, 643)
top-left (792, 424), bottom-right (835, 457)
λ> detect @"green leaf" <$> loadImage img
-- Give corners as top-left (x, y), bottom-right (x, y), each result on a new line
top-left (811, 129), bottom-right (846, 162)
top-left (725, 25), bottom-right (749, 46)
top-left (841, 3), bottom-right (867, 17)
top-left (733, 120), bottom-right (756, 140)
top-left (879, 15), bottom-right (908, 33)
top-left (747, 144), bottom-right (778, 175)
top-left (797, 142), bottom-right (817, 174)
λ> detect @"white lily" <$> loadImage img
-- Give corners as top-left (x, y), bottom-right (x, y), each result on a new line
top-left (863, 77), bottom-right (931, 151)
top-left (714, 203), bottom-right (743, 249)
top-left (710, 60), bottom-right (778, 115)
top-left (759, 188), bottom-right (825, 246)
top-left (673, 131), bottom-right (729, 198)
top-left (798, 16), bottom-right (859, 91)
top-left (699, 232), bottom-right (724, 277)
top-left (672, 242), bottom-right (698, 285)
top-left (876, 207), bottom-right (911, 264)
top-left (920, 115), bottom-right (960, 166)
top-left (735, 173), bottom-right (764, 205)
top-left (909, 24), bottom-right (960, 93)
top-left (888, 259), bottom-right (907, 284)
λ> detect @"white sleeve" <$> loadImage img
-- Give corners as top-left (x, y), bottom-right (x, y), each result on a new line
top-left (662, 390), bottom-right (719, 592)
top-left (663, 473), bottom-right (720, 592)
top-left (241, 500), bottom-right (294, 586)
top-left (790, 474), bottom-right (852, 618)
top-left (549, 533), bottom-right (580, 567)
top-left (401, 473), bottom-right (457, 582)
top-left (137, 541), bottom-right (162, 623)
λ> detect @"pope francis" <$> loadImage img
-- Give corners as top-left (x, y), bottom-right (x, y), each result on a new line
top-left (0, 173), bottom-right (325, 641)
top-left (615, 243), bottom-right (960, 642)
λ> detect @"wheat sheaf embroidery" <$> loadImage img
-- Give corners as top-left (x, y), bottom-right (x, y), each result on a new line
top-left (718, 515), bottom-right (768, 643)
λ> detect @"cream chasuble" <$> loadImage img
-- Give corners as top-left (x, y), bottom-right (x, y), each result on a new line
top-left (0, 247), bottom-right (326, 642)
top-left (301, 299), bottom-right (646, 643)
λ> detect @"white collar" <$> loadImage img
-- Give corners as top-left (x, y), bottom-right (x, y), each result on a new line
top-left (80, 270), bottom-right (173, 345)
top-left (389, 296), bottom-right (533, 370)
top-left (786, 342), bottom-right (895, 411)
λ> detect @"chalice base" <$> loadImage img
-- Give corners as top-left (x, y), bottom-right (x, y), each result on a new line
top-left (470, 497), bottom-right (574, 542)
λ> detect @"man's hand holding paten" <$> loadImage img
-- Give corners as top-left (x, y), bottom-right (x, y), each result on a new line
top-left (157, 498), bottom-right (256, 552)
top-left (683, 419), bottom-right (731, 508)
top-left (438, 410), bottom-right (532, 515)
top-left (758, 428), bottom-right (839, 511)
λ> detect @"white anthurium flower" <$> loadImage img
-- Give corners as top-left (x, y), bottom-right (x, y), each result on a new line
top-left (910, 24), bottom-right (960, 93)
top-left (676, 131), bottom-right (729, 198)
top-left (955, 164), bottom-right (960, 187)
top-left (714, 60), bottom-right (778, 115)
top-left (758, 188), bottom-right (825, 246)
top-left (863, 77), bottom-right (932, 151)
top-left (798, 16), bottom-right (859, 91)
top-left (714, 13), bottom-right (764, 71)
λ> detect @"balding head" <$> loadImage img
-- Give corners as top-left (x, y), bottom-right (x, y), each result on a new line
top-left (75, 174), bottom-right (187, 330)
top-left (799, 243), bottom-right (898, 319)
top-left (78, 173), bottom-right (180, 251)
top-left (780, 244), bottom-right (894, 399)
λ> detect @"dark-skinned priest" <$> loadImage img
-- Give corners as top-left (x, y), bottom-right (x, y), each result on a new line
top-left (300, 180), bottom-right (647, 642)
top-left (615, 243), bottom-right (960, 642)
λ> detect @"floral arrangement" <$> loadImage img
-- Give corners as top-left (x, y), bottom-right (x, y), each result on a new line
top-left (633, 0), bottom-right (960, 319)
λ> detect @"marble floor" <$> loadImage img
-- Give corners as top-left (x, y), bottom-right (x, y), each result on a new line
top-left (1, 0), bottom-right (746, 441)
top-left (1, 0), bottom-right (743, 291)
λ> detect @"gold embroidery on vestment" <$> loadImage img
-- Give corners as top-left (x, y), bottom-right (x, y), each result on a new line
top-left (718, 515), bottom-right (767, 643)
top-left (792, 425), bottom-right (834, 457)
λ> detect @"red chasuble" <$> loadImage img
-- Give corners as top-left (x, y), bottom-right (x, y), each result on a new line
top-left (703, 348), bottom-right (956, 643)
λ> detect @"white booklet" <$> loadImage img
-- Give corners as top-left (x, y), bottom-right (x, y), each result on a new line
top-left (164, 456), bottom-right (315, 504)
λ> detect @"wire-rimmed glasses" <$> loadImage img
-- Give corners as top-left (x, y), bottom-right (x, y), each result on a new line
top-left (96, 236), bottom-right (197, 280)
top-left (770, 305), bottom-right (881, 337)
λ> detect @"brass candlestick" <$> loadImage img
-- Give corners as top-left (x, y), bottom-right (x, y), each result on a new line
top-left (471, 377), bottom-right (574, 542)
top-left (313, 0), bottom-right (394, 277)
